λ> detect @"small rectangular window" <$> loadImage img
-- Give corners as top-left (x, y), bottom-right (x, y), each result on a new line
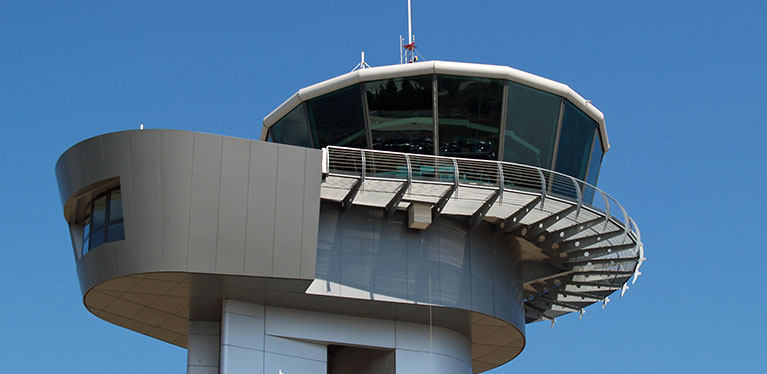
top-left (82, 215), bottom-right (91, 256)
top-left (91, 195), bottom-right (107, 229)
top-left (109, 190), bottom-right (122, 223)
top-left (107, 222), bottom-right (125, 242)
top-left (80, 187), bottom-right (125, 257)
top-left (91, 228), bottom-right (105, 249)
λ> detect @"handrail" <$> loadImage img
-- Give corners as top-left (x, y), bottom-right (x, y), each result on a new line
top-left (322, 145), bottom-right (645, 306)
top-left (323, 145), bottom-right (631, 223)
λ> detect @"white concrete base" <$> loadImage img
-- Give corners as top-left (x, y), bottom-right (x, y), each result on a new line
top-left (185, 299), bottom-right (473, 374)
top-left (187, 321), bottom-right (220, 374)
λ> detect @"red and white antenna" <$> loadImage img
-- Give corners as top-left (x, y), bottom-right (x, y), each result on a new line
top-left (400, 0), bottom-right (420, 63)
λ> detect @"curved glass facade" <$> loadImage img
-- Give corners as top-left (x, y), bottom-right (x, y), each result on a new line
top-left (504, 82), bottom-right (561, 169)
top-left (365, 75), bottom-right (434, 154)
top-left (308, 84), bottom-right (367, 149)
top-left (267, 74), bottom-right (605, 185)
top-left (438, 76), bottom-right (503, 160)
top-left (270, 103), bottom-right (312, 147)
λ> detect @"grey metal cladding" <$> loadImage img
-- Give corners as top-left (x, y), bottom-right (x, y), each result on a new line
top-left (273, 144), bottom-right (308, 278)
top-left (188, 132), bottom-right (222, 273)
top-left (313, 203), bottom-right (526, 331)
top-left (301, 150), bottom-right (322, 279)
top-left (215, 137), bottom-right (251, 275)
top-left (130, 130), bottom-right (163, 270)
top-left (160, 131), bottom-right (194, 269)
top-left (55, 145), bottom-right (85, 206)
top-left (55, 129), bottom-right (322, 296)
top-left (244, 141), bottom-right (278, 277)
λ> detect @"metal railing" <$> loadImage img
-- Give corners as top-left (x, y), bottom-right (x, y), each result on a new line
top-left (323, 146), bottom-right (631, 227)
top-left (322, 145), bottom-right (646, 314)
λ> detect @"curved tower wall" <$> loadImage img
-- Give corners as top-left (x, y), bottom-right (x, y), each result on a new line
top-left (312, 202), bottom-right (525, 330)
top-left (55, 130), bottom-right (322, 291)
top-left (55, 129), bottom-right (528, 372)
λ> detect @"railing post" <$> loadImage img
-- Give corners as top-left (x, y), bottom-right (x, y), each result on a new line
top-left (619, 202), bottom-right (629, 236)
top-left (405, 154), bottom-right (412, 185)
top-left (321, 147), bottom-right (329, 175)
top-left (497, 162), bottom-right (504, 205)
top-left (537, 169), bottom-right (547, 209)
top-left (570, 177), bottom-right (582, 219)
top-left (452, 159), bottom-right (459, 189)
top-left (360, 149), bottom-right (366, 181)
top-left (601, 191), bottom-right (611, 230)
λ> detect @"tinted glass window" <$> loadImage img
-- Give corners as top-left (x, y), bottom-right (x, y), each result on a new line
top-left (91, 228), bottom-right (105, 249)
top-left (107, 222), bottom-right (125, 242)
top-left (270, 104), bottom-right (313, 147)
top-left (437, 76), bottom-right (503, 159)
top-left (308, 85), bottom-right (367, 148)
top-left (80, 188), bottom-right (125, 256)
top-left (82, 215), bottom-right (90, 256)
top-left (583, 128), bottom-right (603, 204)
top-left (109, 190), bottom-right (122, 222)
top-left (586, 128), bottom-right (603, 186)
top-left (555, 101), bottom-right (596, 180)
top-left (503, 82), bottom-right (561, 168)
top-left (92, 195), bottom-right (107, 229)
top-left (366, 76), bottom-right (433, 154)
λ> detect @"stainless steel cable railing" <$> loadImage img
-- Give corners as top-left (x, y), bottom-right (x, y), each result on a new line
top-left (324, 145), bottom-right (631, 227)
top-left (321, 145), bottom-right (645, 321)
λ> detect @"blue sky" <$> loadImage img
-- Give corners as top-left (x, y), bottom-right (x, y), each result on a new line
top-left (1, 0), bottom-right (765, 372)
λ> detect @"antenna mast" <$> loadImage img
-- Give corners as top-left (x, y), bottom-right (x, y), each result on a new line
top-left (401, 0), bottom-right (418, 63)
top-left (408, 0), bottom-right (413, 46)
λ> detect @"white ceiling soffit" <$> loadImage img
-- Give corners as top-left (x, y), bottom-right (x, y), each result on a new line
top-left (262, 61), bottom-right (610, 152)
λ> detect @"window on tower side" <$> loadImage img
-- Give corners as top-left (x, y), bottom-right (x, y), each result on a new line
top-left (82, 188), bottom-right (124, 256)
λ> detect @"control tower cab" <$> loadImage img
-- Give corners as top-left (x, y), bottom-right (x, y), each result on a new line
top-left (55, 61), bottom-right (644, 374)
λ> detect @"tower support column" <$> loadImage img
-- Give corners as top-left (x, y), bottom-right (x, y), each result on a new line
top-left (187, 321), bottom-right (221, 374)
top-left (220, 300), bottom-right (328, 374)
top-left (212, 299), bottom-right (472, 374)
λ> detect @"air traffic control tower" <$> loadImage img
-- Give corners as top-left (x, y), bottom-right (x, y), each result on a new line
top-left (55, 61), bottom-right (645, 373)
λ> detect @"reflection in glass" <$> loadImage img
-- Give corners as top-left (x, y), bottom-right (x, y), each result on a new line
top-left (585, 128), bottom-right (603, 186)
top-left (80, 188), bottom-right (125, 256)
top-left (366, 76), bottom-right (433, 154)
top-left (438, 76), bottom-right (503, 159)
top-left (82, 216), bottom-right (90, 256)
top-left (92, 195), bottom-right (107, 229)
top-left (270, 104), bottom-right (313, 147)
top-left (555, 101), bottom-right (596, 180)
top-left (365, 76), bottom-right (433, 154)
top-left (107, 222), bottom-right (125, 242)
top-left (91, 228), bottom-right (105, 249)
top-left (503, 82), bottom-right (561, 168)
top-left (109, 190), bottom-right (122, 222)
top-left (583, 129), bottom-right (603, 204)
top-left (308, 84), bottom-right (367, 149)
